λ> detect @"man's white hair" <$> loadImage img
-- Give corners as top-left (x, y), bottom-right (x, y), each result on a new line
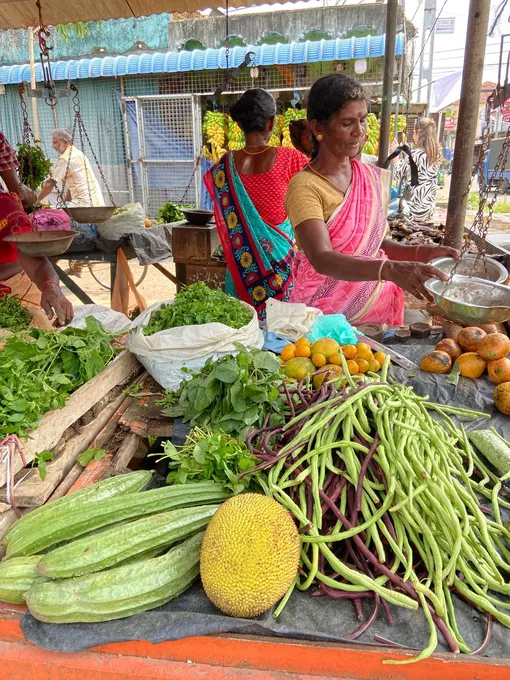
top-left (52, 128), bottom-right (73, 144)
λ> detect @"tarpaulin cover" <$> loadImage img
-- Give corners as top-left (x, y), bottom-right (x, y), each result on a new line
top-left (20, 338), bottom-right (510, 658)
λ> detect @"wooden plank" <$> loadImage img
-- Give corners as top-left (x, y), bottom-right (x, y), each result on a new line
top-left (112, 433), bottom-right (147, 471)
top-left (0, 352), bottom-right (141, 488)
top-left (66, 454), bottom-right (114, 494)
top-left (0, 389), bottom-right (130, 507)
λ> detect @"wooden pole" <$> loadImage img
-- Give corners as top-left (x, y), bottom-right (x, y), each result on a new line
top-left (444, 0), bottom-right (491, 248)
top-left (28, 28), bottom-right (41, 141)
top-left (378, 0), bottom-right (399, 167)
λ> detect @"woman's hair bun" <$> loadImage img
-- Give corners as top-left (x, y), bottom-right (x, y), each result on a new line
top-left (230, 88), bottom-right (276, 133)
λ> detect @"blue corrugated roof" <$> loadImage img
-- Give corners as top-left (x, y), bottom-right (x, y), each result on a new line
top-left (0, 33), bottom-right (404, 85)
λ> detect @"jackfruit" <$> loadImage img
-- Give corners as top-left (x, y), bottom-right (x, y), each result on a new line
top-left (200, 493), bottom-right (300, 618)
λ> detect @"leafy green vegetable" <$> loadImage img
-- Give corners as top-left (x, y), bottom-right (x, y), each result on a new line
top-left (77, 448), bottom-right (107, 467)
top-left (159, 346), bottom-right (285, 438)
top-left (0, 295), bottom-right (32, 332)
top-left (155, 427), bottom-right (263, 494)
top-left (157, 202), bottom-right (185, 224)
top-left (32, 450), bottom-right (53, 481)
top-left (143, 282), bottom-right (253, 336)
top-left (16, 142), bottom-right (52, 191)
top-left (0, 317), bottom-right (116, 439)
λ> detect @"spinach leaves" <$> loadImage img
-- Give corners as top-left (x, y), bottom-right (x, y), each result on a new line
top-left (142, 282), bottom-right (252, 335)
top-left (0, 295), bottom-right (32, 332)
top-left (0, 317), bottom-right (116, 439)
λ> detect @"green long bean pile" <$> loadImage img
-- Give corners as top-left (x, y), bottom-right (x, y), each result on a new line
top-left (246, 358), bottom-right (510, 663)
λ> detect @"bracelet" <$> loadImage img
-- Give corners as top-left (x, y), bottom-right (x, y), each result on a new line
top-left (42, 280), bottom-right (60, 289)
top-left (378, 260), bottom-right (387, 282)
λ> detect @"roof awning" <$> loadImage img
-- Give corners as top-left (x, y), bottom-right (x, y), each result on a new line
top-left (2, 0), bottom-right (299, 30)
top-left (0, 33), bottom-right (404, 85)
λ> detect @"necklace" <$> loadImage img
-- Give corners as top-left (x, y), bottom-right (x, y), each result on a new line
top-left (242, 146), bottom-right (271, 156)
top-left (307, 162), bottom-right (347, 194)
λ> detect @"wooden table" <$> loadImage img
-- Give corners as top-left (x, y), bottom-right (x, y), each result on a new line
top-left (171, 222), bottom-right (227, 292)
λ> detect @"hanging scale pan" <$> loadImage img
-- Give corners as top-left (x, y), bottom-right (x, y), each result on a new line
top-left (4, 230), bottom-right (78, 257)
top-left (65, 206), bottom-right (116, 224)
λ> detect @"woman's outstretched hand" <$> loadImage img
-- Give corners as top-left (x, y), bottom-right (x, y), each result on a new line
top-left (383, 260), bottom-right (448, 301)
top-left (415, 244), bottom-right (460, 263)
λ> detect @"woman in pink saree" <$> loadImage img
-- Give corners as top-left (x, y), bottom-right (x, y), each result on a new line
top-left (285, 74), bottom-right (457, 326)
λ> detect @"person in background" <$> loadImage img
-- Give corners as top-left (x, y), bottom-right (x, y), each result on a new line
top-left (284, 74), bottom-right (457, 326)
top-left (394, 117), bottom-right (441, 222)
top-left (38, 128), bottom-right (105, 208)
top-left (0, 131), bottom-right (73, 327)
top-left (204, 89), bottom-right (307, 320)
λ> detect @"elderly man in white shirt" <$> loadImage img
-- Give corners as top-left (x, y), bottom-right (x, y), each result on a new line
top-left (39, 128), bottom-right (105, 207)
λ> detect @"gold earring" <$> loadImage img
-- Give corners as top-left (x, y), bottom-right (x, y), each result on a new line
top-left (317, 134), bottom-right (324, 141)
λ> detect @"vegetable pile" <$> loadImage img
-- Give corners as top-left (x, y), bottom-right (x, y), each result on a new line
top-left (16, 142), bottom-right (52, 191)
top-left (142, 282), bottom-right (252, 335)
top-left (0, 317), bottom-right (116, 439)
top-left (0, 295), bottom-right (32, 332)
top-left (160, 346), bottom-right (285, 436)
top-left (242, 357), bottom-right (510, 663)
top-left (0, 471), bottom-right (230, 622)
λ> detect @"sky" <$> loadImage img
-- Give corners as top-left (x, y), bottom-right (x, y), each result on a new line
top-left (205, 0), bottom-right (508, 104)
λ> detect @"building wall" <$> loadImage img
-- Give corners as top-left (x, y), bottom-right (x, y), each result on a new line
top-left (167, 4), bottom-right (407, 50)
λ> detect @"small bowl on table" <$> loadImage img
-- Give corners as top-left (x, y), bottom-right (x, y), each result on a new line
top-left (182, 209), bottom-right (214, 226)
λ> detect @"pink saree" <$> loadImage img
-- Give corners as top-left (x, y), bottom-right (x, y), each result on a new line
top-left (289, 160), bottom-right (404, 326)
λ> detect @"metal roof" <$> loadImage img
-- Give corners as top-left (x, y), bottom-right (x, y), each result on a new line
top-left (0, 33), bottom-right (404, 86)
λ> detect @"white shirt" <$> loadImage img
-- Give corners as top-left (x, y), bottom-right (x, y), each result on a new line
top-left (53, 145), bottom-right (105, 207)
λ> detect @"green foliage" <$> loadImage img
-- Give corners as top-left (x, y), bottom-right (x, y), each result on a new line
top-left (0, 295), bottom-right (32, 332)
top-left (157, 202), bottom-right (185, 224)
top-left (0, 317), bottom-right (116, 439)
top-left (156, 427), bottom-right (262, 494)
top-left (55, 22), bottom-right (91, 44)
top-left (77, 448), bottom-right (106, 467)
top-left (143, 282), bottom-right (252, 336)
top-left (16, 143), bottom-right (52, 191)
top-left (159, 346), bottom-right (285, 438)
top-left (32, 450), bottom-right (53, 481)
top-left (467, 192), bottom-right (510, 213)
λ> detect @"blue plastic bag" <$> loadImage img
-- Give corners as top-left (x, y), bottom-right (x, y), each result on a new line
top-left (306, 314), bottom-right (357, 346)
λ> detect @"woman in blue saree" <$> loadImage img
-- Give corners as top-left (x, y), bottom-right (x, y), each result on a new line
top-left (204, 89), bottom-right (307, 320)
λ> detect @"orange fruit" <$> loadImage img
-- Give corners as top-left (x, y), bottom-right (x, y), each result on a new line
top-left (313, 364), bottom-right (344, 389)
top-left (494, 382), bottom-right (510, 415)
top-left (373, 351), bottom-right (387, 366)
top-left (488, 357), bottom-right (510, 384)
top-left (341, 344), bottom-right (358, 360)
top-left (312, 352), bottom-right (327, 368)
top-left (328, 352), bottom-right (342, 366)
top-left (420, 351), bottom-right (452, 374)
top-left (283, 357), bottom-right (315, 381)
top-left (355, 343), bottom-right (374, 361)
top-left (280, 344), bottom-right (296, 362)
top-left (357, 359), bottom-right (370, 374)
top-left (435, 338), bottom-right (462, 361)
top-left (457, 327), bottom-right (487, 353)
top-left (456, 353), bottom-right (486, 379)
top-left (346, 360), bottom-right (359, 375)
top-left (296, 337), bottom-right (311, 348)
top-left (295, 345), bottom-right (312, 358)
top-left (477, 333), bottom-right (510, 361)
top-left (310, 338), bottom-right (340, 360)
top-left (368, 359), bottom-right (381, 372)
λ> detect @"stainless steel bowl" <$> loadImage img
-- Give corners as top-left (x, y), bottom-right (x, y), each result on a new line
top-left (65, 207), bottom-right (116, 224)
top-left (425, 274), bottom-right (510, 325)
top-left (430, 254), bottom-right (508, 284)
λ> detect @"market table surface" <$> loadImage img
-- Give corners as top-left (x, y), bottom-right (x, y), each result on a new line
top-left (1, 602), bottom-right (509, 680)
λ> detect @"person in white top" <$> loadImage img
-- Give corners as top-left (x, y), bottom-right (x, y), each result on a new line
top-left (39, 129), bottom-right (105, 207)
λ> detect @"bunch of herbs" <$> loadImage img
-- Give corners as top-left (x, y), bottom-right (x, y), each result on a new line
top-left (159, 346), bottom-right (285, 438)
top-left (155, 426), bottom-right (265, 494)
top-left (143, 282), bottom-right (252, 335)
top-left (0, 295), bottom-right (32, 332)
top-left (16, 142), bottom-right (52, 191)
top-left (0, 317), bottom-right (116, 439)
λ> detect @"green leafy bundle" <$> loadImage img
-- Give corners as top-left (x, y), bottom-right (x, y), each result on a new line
top-left (143, 282), bottom-right (252, 336)
top-left (0, 295), bottom-right (32, 332)
top-left (16, 143), bottom-right (52, 191)
top-left (159, 347), bottom-right (285, 438)
top-left (156, 427), bottom-right (263, 494)
top-left (0, 317), bottom-right (116, 439)
top-left (157, 202), bottom-right (185, 224)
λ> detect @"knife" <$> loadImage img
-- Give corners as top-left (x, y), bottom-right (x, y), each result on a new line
top-left (355, 333), bottom-right (418, 370)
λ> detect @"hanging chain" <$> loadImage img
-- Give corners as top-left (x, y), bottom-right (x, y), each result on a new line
top-left (179, 155), bottom-right (202, 205)
top-left (58, 84), bottom-right (116, 207)
top-left (36, 0), bottom-right (58, 109)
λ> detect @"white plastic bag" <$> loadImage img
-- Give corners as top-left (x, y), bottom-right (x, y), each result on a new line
top-left (127, 299), bottom-right (264, 389)
top-left (97, 203), bottom-right (146, 240)
top-left (67, 305), bottom-right (131, 334)
top-left (265, 299), bottom-right (322, 342)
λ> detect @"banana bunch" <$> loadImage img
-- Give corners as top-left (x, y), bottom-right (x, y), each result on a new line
top-left (389, 114), bottom-right (407, 142)
top-left (282, 108), bottom-right (306, 147)
top-left (363, 112), bottom-right (380, 156)
top-left (203, 111), bottom-right (227, 162)
top-left (226, 116), bottom-right (245, 151)
top-left (268, 114), bottom-right (282, 147)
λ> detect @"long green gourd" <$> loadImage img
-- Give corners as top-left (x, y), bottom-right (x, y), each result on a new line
top-left (0, 556), bottom-right (47, 604)
top-left (39, 505), bottom-right (220, 578)
top-left (469, 429), bottom-right (510, 477)
top-left (26, 531), bottom-right (204, 623)
top-left (6, 481), bottom-right (230, 559)
top-left (2, 470), bottom-right (153, 547)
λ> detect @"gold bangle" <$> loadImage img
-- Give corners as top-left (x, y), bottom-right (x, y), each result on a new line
top-left (378, 260), bottom-right (386, 282)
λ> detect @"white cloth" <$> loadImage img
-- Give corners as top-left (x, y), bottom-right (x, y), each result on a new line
top-left (265, 299), bottom-right (322, 342)
top-left (52, 145), bottom-right (105, 207)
